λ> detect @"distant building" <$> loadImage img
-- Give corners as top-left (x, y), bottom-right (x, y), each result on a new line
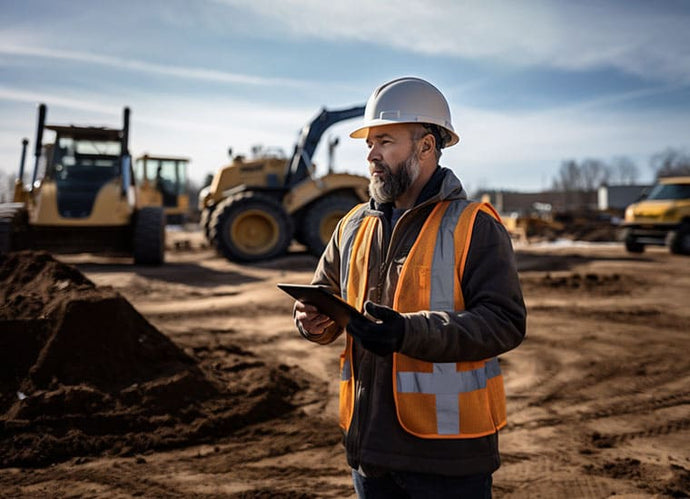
top-left (597, 184), bottom-right (651, 211)
top-left (477, 189), bottom-right (598, 216)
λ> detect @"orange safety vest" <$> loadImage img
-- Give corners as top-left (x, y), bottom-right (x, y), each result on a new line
top-left (337, 200), bottom-right (507, 439)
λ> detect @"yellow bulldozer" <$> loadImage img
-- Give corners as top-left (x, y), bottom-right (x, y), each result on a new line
top-left (199, 105), bottom-right (369, 262)
top-left (135, 154), bottom-right (190, 225)
top-left (0, 103), bottom-right (165, 264)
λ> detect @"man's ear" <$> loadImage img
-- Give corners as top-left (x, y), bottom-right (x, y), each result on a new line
top-left (419, 134), bottom-right (435, 158)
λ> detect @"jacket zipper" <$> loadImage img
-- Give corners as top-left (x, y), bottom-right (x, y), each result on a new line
top-left (346, 210), bottom-right (392, 470)
top-left (344, 184), bottom-right (455, 468)
top-left (347, 205), bottom-right (424, 470)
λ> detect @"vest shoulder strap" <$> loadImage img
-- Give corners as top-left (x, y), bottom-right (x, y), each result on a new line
top-left (337, 202), bottom-right (369, 245)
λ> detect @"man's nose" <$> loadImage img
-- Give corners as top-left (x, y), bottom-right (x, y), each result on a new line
top-left (367, 145), bottom-right (380, 163)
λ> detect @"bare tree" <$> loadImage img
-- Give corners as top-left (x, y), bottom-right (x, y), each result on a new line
top-left (552, 160), bottom-right (582, 191)
top-left (581, 158), bottom-right (610, 190)
top-left (610, 156), bottom-right (639, 185)
top-left (551, 160), bottom-right (584, 210)
top-left (553, 159), bottom-right (611, 191)
top-left (650, 148), bottom-right (690, 178)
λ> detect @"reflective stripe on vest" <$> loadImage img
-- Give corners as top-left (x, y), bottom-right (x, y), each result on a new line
top-left (337, 200), bottom-right (507, 439)
top-left (337, 202), bottom-right (376, 431)
top-left (395, 357), bottom-right (502, 435)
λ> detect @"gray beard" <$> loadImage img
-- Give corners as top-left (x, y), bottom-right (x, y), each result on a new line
top-left (369, 153), bottom-right (420, 205)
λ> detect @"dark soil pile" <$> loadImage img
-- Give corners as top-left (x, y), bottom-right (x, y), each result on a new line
top-left (519, 271), bottom-right (637, 296)
top-left (521, 213), bottom-right (621, 243)
top-left (0, 251), bottom-right (315, 467)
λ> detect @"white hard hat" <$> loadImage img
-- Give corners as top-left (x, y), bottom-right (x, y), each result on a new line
top-left (350, 76), bottom-right (460, 148)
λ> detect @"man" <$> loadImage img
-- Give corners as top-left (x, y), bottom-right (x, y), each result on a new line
top-left (294, 76), bottom-right (526, 498)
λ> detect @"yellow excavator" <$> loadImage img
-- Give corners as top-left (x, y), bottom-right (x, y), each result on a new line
top-left (0, 103), bottom-right (165, 264)
top-left (199, 105), bottom-right (369, 262)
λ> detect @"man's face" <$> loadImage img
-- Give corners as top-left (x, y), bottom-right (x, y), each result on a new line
top-left (365, 124), bottom-right (421, 204)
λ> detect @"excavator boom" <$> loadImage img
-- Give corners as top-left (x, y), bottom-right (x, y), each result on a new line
top-left (283, 105), bottom-right (365, 188)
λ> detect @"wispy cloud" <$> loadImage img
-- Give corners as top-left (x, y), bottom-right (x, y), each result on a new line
top-left (0, 86), bottom-right (121, 116)
top-left (522, 82), bottom-right (690, 118)
top-left (0, 83), bottom-right (313, 136)
top-left (0, 44), bottom-right (310, 88)
top-left (215, 0), bottom-right (690, 83)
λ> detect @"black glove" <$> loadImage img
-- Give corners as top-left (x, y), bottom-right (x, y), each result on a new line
top-left (346, 301), bottom-right (405, 356)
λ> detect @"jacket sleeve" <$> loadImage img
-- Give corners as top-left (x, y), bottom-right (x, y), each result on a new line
top-left (401, 211), bottom-right (526, 362)
top-left (294, 219), bottom-right (346, 345)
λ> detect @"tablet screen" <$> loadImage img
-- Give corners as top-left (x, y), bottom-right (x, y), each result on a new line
top-left (277, 283), bottom-right (369, 327)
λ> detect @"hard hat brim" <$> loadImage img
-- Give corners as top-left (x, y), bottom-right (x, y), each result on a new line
top-left (349, 122), bottom-right (460, 147)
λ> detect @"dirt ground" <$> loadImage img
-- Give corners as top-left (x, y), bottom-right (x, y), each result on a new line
top-left (1, 229), bottom-right (689, 498)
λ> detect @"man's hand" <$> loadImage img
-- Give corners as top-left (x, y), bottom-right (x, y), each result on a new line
top-left (346, 301), bottom-right (405, 356)
top-left (294, 300), bottom-right (334, 335)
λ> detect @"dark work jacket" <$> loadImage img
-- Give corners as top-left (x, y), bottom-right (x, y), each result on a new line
top-left (299, 166), bottom-right (526, 477)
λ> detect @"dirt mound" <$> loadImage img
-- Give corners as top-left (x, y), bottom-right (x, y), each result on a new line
top-left (0, 251), bottom-right (315, 467)
top-left (520, 271), bottom-right (637, 296)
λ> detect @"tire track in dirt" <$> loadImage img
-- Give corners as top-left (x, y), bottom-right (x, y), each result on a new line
top-left (497, 473), bottom-right (627, 498)
top-left (507, 393), bottom-right (690, 433)
top-left (589, 417), bottom-right (690, 448)
top-left (498, 255), bottom-right (690, 498)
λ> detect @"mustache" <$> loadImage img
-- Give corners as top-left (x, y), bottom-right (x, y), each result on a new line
top-left (369, 161), bottom-right (389, 175)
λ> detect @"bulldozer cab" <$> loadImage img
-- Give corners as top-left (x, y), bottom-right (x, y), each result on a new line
top-left (135, 154), bottom-right (190, 224)
top-left (44, 126), bottom-right (127, 219)
top-left (20, 103), bottom-right (138, 227)
top-left (1, 103), bottom-right (165, 265)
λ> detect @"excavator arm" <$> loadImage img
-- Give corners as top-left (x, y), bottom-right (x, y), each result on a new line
top-left (283, 105), bottom-right (364, 188)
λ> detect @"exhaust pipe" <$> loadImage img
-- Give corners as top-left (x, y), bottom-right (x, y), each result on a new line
top-left (120, 107), bottom-right (131, 196)
top-left (13, 138), bottom-right (30, 202)
top-left (18, 138), bottom-right (29, 182)
top-left (31, 103), bottom-right (46, 188)
top-left (122, 106), bottom-right (130, 155)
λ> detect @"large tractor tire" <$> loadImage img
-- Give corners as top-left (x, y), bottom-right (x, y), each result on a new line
top-left (133, 206), bottom-right (165, 265)
top-left (210, 192), bottom-right (293, 262)
top-left (624, 235), bottom-right (644, 254)
top-left (200, 206), bottom-right (214, 242)
top-left (301, 194), bottom-right (361, 257)
top-left (0, 203), bottom-right (29, 254)
top-left (669, 222), bottom-right (690, 255)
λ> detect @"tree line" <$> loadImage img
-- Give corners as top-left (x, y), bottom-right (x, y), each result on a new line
top-left (552, 147), bottom-right (690, 192)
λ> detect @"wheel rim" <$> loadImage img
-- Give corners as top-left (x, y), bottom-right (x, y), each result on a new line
top-left (230, 209), bottom-right (279, 255)
top-left (319, 210), bottom-right (347, 244)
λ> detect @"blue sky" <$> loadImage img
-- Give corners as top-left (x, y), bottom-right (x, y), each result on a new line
top-left (2, 0), bottom-right (690, 194)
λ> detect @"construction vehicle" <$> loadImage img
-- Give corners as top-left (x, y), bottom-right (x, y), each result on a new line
top-left (621, 176), bottom-right (690, 255)
top-left (135, 154), bottom-right (190, 225)
top-left (199, 105), bottom-right (369, 262)
top-left (0, 103), bottom-right (165, 264)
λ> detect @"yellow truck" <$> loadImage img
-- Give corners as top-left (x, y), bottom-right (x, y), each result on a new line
top-left (621, 176), bottom-right (690, 255)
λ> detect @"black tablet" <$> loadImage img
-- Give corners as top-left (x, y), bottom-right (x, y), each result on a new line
top-left (277, 283), bottom-right (369, 327)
